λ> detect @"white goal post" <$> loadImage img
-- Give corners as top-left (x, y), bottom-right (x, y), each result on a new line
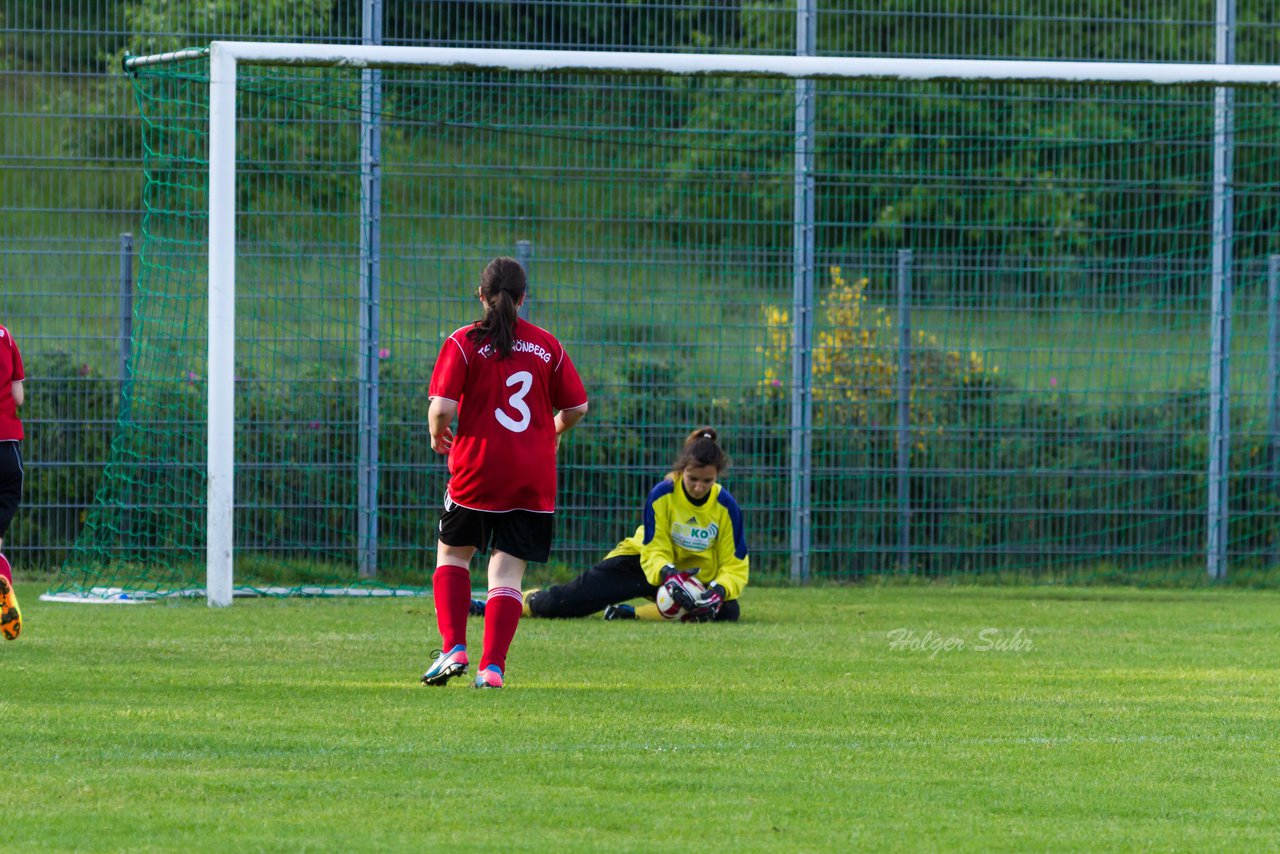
top-left (121, 41), bottom-right (1280, 605)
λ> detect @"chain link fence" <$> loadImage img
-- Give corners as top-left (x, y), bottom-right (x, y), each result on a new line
top-left (3, 2), bottom-right (1280, 573)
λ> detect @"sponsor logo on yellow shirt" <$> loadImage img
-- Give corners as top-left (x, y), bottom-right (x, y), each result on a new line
top-left (671, 520), bottom-right (718, 551)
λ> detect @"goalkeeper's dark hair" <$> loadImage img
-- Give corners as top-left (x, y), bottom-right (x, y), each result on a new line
top-left (467, 256), bottom-right (526, 359)
top-left (670, 426), bottom-right (730, 476)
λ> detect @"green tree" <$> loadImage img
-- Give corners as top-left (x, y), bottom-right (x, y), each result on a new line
top-left (0, 0), bottom-right (128, 73)
top-left (120, 0), bottom-right (338, 58)
top-left (63, 0), bottom-right (343, 181)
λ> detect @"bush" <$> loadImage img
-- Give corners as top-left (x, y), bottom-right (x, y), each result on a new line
top-left (19, 354), bottom-right (117, 568)
top-left (34, 327), bottom-right (1280, 583)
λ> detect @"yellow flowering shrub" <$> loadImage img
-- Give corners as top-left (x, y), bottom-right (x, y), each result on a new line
top-left (759, 265), bottom-right (999, 445)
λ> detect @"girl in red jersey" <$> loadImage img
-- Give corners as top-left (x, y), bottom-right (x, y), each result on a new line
top-left (0, 324), bottom-right (25, 640)
top-left (421, 257), bottom-right (588, 688)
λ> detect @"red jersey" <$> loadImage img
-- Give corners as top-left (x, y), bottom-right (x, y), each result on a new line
top-left (0, 326), bottom-right (23, 441)
top-left (429, 319), bottom-right (587, 513)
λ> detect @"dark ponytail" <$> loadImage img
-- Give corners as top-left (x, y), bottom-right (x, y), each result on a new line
top-left (670, 426), bottom-right (729, 476)
top-left (466, 256), bottom-right (526, 359)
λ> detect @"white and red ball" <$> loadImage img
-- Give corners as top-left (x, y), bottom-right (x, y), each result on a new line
top-left (655, 574), bottom-right (706, 620)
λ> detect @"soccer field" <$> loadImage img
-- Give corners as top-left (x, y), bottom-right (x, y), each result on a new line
top-left (8, 585), bottom-right (1278, 851)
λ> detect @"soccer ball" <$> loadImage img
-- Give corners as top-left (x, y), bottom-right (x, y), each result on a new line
top-left (655, 574), bottom-right (706, 620)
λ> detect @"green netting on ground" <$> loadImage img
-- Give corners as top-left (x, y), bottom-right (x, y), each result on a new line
top-left (47, 55), bottom-right (1280, 599)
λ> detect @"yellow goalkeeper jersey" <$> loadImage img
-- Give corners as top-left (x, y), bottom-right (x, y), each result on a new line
top-left (605, 473), bottom-right (749, 599)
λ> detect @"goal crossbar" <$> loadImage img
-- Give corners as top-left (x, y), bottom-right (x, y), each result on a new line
top-left (124, 42), bottom-right (1280, 87)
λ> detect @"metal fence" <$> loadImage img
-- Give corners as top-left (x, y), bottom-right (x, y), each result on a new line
top-left (4, 2), bottom-right (1280, 575)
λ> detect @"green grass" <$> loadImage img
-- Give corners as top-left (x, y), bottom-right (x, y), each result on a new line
top-left (7, 584), bottom-right (1279, 851)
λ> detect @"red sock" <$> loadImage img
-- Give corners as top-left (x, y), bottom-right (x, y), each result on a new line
top-left (432, 564), bottom-right (471, 651)
top-left (0, 554), bottom-right (11, 585)
top-left (480, 586), bottom-right (523, 673)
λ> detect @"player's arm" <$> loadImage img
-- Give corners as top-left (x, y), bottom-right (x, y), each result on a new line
top-left (8, 332), bottom-right (22, 407)
top-left (709, 494), bottom-right (749, 600)
top-left (427, 334), bottom-right (466, 455)
top-left (639, 492), bottom-right (679, 587)
top-left (550, 342), bottom-right (588, 450)
top-left (710, 528), bottom-right (748, 600)
top-left (427, 396), bottom-right (457, 454)
top-left (555, 402), bottom-right (587, 434)
top-left (554, 402), bottom-right (588, 451)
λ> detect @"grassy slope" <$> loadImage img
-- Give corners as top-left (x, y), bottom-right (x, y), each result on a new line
top-left (6, 584), bottom-right (1278, 851)
top-left (8, 78), bottom-right (1276, 405)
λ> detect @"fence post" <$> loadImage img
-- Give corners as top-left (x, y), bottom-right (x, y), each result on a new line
top-left (1269, 255), bottom-right (1279, 567)
top-left (516, 240), bottom-right (533, 319)
top-left (1207, 0), bottom-right (1235, 581)
top-left (356, 0), bottom-right (384, 580)
top-left (789, 0), bottom-right (817, 584)
top-left (119, 233), bottom-right (134, 388)
top-left (897, 250), bottom-right (913, 571)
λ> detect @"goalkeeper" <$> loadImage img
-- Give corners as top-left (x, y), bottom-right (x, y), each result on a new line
top-left (479, 426), bottom-right (748, 622)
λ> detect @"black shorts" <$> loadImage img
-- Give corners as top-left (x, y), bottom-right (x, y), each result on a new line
top-left (438, 494), bottom-right (554, 564)
top-left (0, 442), bottom-right (21, 539)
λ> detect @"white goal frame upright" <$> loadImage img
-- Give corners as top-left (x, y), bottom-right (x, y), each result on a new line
top-left (122, 41), bottom-right (1280, 605)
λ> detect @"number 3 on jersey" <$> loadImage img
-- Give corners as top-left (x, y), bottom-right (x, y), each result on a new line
top-left (495, 370), bottom-right (533, 432)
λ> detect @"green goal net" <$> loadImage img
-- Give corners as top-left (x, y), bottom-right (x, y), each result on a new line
top-left (46, 48), bottom-right (1280, 601)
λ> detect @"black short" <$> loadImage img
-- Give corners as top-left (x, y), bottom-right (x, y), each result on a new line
top-left (437, 495), bottom-right (554, 564)
top-left (0, 442), bottom-right (21, 539)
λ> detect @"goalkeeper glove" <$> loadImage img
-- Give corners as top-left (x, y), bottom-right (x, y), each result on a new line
top-left (659, 565), bottom-right (686, 582)
top-left (683, 582), bottom-right (726, 622)
top-left (660, 570), bottom-right (699, 613)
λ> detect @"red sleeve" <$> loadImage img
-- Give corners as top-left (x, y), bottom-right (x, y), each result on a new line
top-left (551, 346), bottom-right (587, 410)
top-left (5, 330), bottom-right (20, 382)
top-left (428, 334), bottom-right (468, 401)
